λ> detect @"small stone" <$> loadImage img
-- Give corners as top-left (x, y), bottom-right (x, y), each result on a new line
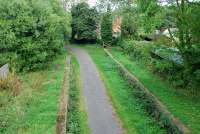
top-left (0, 64), bottom-right (9, 79)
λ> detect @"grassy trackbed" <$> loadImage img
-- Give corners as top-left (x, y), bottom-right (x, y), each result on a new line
top-left (67, 57), bottom-right (90, 134)
top-left (0, 54), bottom-right (66, 134)
top-left (82, 45), bottom-right (166, 134)
top-left (110, 48), bottom-right (200, 133)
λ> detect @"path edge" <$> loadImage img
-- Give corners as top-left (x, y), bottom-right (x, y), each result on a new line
top-left (56, 56), bottom-right (71, 134)
top-left (104, 49), bottom-right (192, 134)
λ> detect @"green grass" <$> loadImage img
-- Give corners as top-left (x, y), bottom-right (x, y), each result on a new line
top-left (110, 48), bottom-right (200, 133)
top-left (81, 45), bottom-right (166, 134)
top-left (0, 54), bottom-right (66, 134)
top-left (67, 57), bottom-right (90, 134)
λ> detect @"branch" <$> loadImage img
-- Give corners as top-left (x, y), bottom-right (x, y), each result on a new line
top-left (176, 0), bottom-right (180, 7)
top-left (167, 28), bottom-right (179, 47)
top-left (185, 0), bottom-right (200, 6)
top-left (167, 28), bottom-right (186, 58)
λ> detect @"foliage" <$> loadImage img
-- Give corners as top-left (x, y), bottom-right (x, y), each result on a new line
top-left (151, 46), bottom-right (184, 65)
top-left (108, 50), bottom-right (184, 133)
top-left (120, 39), bottom-right (153, 63)
top-left (85, 45), bottom-right (165, 134)
top-left (67, 57), bottom-right (90, 134)
top-left (71, 2), bottom-right (99, 42)
top-left (119, 38), bottom-right (199, 89)
top-left (97, 0), bottom-right (200, 90)
top-left (152, 59), bottom-right (178, 76)
top-left (110, 48), bottom-right (200, 133)
top-left (136, 0), bottom-right (165, 33)
top-left (95, 0), bottom-right (119, 13)
top-left (0, 0), bottom-right (70, 71)
top-left (121, 7), bottom-right (138, 39)
top-left (116, 0), bottom-right (200, 89)
top-left (101, 9), bottom-right (113, 45)
top-left (163, 1), bottom-right (200, 88)
top-left (0, 54), bottom-right (66, 133)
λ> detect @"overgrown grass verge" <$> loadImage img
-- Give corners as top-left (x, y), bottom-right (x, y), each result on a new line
top-left (104, 49), bottom-right (190, 133)
top-left (0, 72), bottom-right (21, 96)
top-left (67, 56), bottom-right (90, 134)
top-left (0, 54), bottom-right (66, 134)
top-left (110, 48), bottom-right (200, 133)
top-left (82, 45), bottom-right (166, 134)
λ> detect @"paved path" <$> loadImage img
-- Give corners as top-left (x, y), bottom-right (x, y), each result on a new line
top-left (68, 46), bottom-right (123, 134)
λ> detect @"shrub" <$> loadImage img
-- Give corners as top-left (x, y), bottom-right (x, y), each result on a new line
top-left (0, 0), bottom-right (70, 71)
top-left (152, 59), bottom-right (177, 76)
top-left (191, 70), bottom-right (200, 89)
top-left (120, 39), bottom-right (200, 89)
top-left (120, 39), bottom-right (152, 62)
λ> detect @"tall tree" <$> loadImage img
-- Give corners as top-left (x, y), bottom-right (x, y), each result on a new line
top-left (0, 0), bottom-right (70, 71)
top-left (165, 0), bottom-right (200, 70)
top-left (71, 2), bottom-right (99, 42)
top-left (101, 6), bottom-right (113, 46)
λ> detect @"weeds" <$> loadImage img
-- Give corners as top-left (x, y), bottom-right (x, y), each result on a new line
top-left (0, 54), bottom-right (66, 134)
top-left (84, 45), bottom-right (166, 134)
top-left (0, 71), bottom-right (21, 96)
top-left (67, 57), bottom-right (90, 134)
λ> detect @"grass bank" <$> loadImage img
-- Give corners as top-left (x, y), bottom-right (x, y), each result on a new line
top-left (67, 57), bottom-right (90, 134)
top-left (110, 48), bottom-right (200, 133)
top-left (82, 45), bottom-right (166, 134)
top-left (0, 54), bottom-right (66, 134)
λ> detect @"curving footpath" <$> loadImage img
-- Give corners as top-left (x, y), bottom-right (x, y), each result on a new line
top-left (68, 46), bottom-right (123, 134)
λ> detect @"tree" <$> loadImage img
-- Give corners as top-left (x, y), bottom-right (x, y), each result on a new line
top-left (62, 0), bottom-right (88, 10)
top-left (0, 0), bottom-right (70, 71)
top-left (161, 0), bottom-right (200, 88)
top-left (71, 2), bottom-right (99, 42)
top-left (136, 0), bottom-right (166, 33)
top-left (101, 7), bottom-right (113, 46)
top-left (121, 7), bottom-right (138, 38)
top-left (165, 1), bottom-right (200, 66)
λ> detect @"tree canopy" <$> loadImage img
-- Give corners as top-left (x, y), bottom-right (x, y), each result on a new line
top-left (71, 2), bottom-right (99, 42)
top-left (0, 0), bottom-right (71, 71)
top-left (101, 8), bottom-right (113, 46)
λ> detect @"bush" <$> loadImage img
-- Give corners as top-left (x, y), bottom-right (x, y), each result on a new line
top-left (120, 39), bottom-right (152, 62)
top-left (120, 39), bottom-right (200, 89)
top-left (152, 59), bottom-right (177, 76)
top-left (191, 70), bottom-right (200, 89)
top-left (0, 0), bottom-right (70, 71)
